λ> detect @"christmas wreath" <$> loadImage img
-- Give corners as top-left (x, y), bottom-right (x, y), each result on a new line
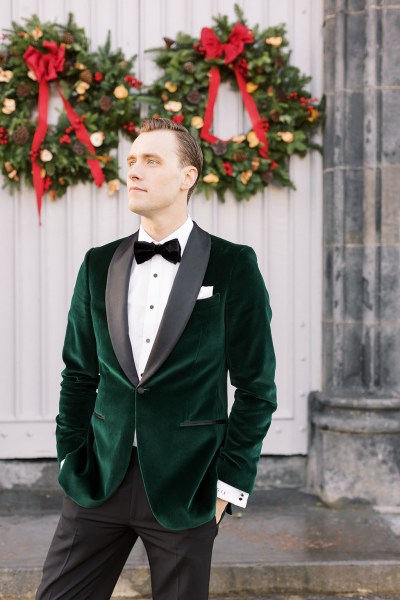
top-left (0, 14), bottom-right (141, 224)
top-left (140, 4), bottom-right (325, 202)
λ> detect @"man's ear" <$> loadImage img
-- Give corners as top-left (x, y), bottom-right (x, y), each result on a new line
top-left (181, 165), bottom-right (198, 190)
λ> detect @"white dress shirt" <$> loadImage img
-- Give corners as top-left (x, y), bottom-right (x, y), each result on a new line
top-left (127, 214), bottom-right (248, 508)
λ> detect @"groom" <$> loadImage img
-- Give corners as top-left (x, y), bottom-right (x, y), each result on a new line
top-left (36, 117), bottom-right (277, 599)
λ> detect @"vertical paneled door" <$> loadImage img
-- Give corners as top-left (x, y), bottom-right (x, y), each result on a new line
top-left (0, 0), bottom-right (323, 458)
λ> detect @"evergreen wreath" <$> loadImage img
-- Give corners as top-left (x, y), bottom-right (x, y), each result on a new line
top-left (140, 4), bottom-right (325, 202)
top-left (0, 14), bottom-right (141, 224)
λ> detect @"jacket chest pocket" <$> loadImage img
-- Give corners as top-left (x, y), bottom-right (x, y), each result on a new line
top-left (190, 292), bottom-right (220, 315)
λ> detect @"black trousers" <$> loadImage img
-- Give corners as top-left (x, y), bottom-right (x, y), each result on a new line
top-left (35, 447), bottom-right (225, 600)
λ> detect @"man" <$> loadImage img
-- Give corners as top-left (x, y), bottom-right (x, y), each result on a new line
top-left (36, 117), bottom-right (277, 599)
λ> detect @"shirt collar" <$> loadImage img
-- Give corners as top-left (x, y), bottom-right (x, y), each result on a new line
top-left (138, 214), bottom-right (194, 255)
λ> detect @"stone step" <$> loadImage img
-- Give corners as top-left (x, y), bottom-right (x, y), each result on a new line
top-left (112, 597), bottom-right (399, 600)
top-left (1, 561), bottom-right (400, 599)
top-left (1, 489), bottom-right (400, 598)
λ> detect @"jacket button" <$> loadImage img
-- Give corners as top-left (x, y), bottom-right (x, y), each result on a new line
top-left (137, 387), bottom-right (145, 394)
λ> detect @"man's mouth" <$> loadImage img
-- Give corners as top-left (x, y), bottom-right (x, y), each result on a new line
top-left (130, 187), bottom-right (147, 192)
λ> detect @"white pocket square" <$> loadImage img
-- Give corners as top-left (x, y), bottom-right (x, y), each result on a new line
top-left (197, 285), bottom-right (214, 299)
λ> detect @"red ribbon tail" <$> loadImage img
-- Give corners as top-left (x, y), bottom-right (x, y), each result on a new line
top-left (30, 79), bottom-right (50, 224)
top-left (200, 66), bottom-right (222, 144)
top-left (234, 66), bottom-right (269, 158)
top-left (86, 159), bottom-right (105, 187)
top-left (32, 160), bottom-right (44, 226)
top-left (56, 83), bottom-right (105, 187)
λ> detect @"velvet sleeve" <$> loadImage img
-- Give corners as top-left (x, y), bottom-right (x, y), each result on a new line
top-left (216, 246), bottom-right (277, 493)
top-left (55, 248), bottom-right (100, 467)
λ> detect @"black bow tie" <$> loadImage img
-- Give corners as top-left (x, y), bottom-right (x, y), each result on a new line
top-left (134, 238), bottom-right (182, 265)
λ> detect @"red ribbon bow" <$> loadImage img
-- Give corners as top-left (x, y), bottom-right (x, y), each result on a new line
top-left (23, 41), bottom-right (104, 225)
top-left (199, 23), bottom-right (254, 64)
top-left (198, 24), bottom-right (269, 159)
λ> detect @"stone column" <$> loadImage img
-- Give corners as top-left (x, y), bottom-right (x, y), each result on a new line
top-left (307, 0), bottom-right (400, 506)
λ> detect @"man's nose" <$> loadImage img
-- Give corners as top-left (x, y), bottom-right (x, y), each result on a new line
top-left (128, 165), bottom-right (144, 180)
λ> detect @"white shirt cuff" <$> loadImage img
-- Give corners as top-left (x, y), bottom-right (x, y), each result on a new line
top-left (217, 479), bottom-right (248, 507)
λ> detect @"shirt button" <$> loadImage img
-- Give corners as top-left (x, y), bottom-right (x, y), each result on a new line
top-left (146, 338), bottom-right (150, 343)
top-left (150, 305), bottom-right (154, 309)
top-left (153, 273), bottom-right (158, 277)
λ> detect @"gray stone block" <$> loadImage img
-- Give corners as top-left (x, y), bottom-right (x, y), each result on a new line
top-left (331, 170), bottom-right (346, 243)
top-left (382, 166), bottom-right (400, 245)
top-left (381, 246), bottom-right (400, 322)
top-left (382, 9), bottom-right (400, 85)
top-left (323, 95), bottom-right (335, 169)
top-left (324, 246), bottom-right (364, 323)
top-left (323, 171), bottom-right (335, 246)
top-left (324, 0), bottom-right (337, 18)
top-left (310, 427), bottom-right (400, 505)
top-left (323, 18), bottom-right (336, 92)
top-left (342, 91), bottom-right (365, 167)
top-left (345, 12), bottom-right (366, 91)
top-left (342, 246), bottom-right (364, 322)
top-left (348, 0), bottom-right (366, 11)
top-left (326, 92), bottom-right (365, 169)
top-left (381, 324), bottom-right (400, 391)
top-left (322, 322), bottom-right (365, 392)
top-left (323, 169), bottom-right (366, 246)
top-left (344, 169), bottom-right (365, 244)
top-left (308, 393), bottom-right (400, 506)
top-left (322, 321), bottom-right (334, 386)
top-left (322, 247), bottom-right (334, 321)
top-left (382, 90), bottom-right (400, 163)
top-left (342, 321), bottom-right (363, 388)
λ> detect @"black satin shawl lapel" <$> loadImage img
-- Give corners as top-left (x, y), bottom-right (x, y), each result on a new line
top-left (139, 221), bottom-right (211, 387)
top-left (105, 231), bottom-right (140, 387)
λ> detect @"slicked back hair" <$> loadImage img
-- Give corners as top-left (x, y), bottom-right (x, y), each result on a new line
top-left (138, 117), bottom-right (203, 203)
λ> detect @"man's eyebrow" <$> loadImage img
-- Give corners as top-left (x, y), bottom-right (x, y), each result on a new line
top-left (126, 153), bottom-right (163, 163)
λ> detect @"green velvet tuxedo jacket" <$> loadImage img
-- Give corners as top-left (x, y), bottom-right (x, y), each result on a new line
top-left (56, 219), bottom-right (277, 530)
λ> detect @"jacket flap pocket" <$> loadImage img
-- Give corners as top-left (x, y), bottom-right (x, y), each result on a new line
top-left (179, 419), bottom-right (227, 427)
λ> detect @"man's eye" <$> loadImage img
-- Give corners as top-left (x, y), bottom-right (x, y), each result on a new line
top-left (148, 159), bottom-right (157, 164)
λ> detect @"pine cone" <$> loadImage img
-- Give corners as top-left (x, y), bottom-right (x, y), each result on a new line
top-left (261, 170), bottom-right (273, 185)
top-left (211, 141), bottom-right (227, 156)
top-left (184, 61), bottom-right (196, 74)
top-left (80, 69), bottom-right (93, 84)
top-left (233, 152), bottom-right (248, 162)
top-left (269, 109), bottom-right (280, 122)
top-left (63, 32), bottom-right (75, 44)
top-left (64, 59), bottom-right (74, 72)
top-left (72, 141), bottom-right (86, 156)
top-left (163, 37), bottom-right (175, 49)
top-left (13, 125), bottom-right (30, 145)
top-left (99, 95), bottom-right (112, 112)
top-left (186, 90), bottom-right (200, 104)
top-left (16, 83), bottom-right (32, 97)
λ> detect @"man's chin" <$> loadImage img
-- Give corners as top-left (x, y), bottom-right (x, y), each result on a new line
top-left (128, 198), bottom-right (146, 215)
